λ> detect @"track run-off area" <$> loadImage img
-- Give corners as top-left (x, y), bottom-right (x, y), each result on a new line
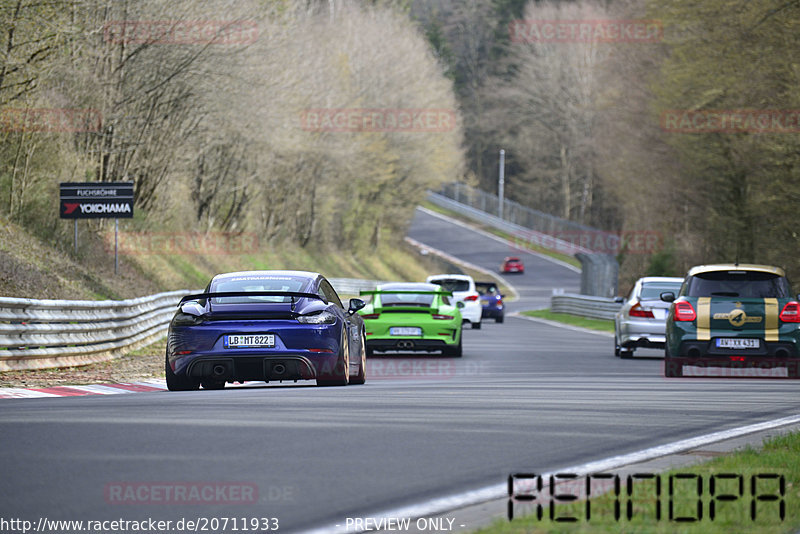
top-left (1, 207), bottom-right (799, 533)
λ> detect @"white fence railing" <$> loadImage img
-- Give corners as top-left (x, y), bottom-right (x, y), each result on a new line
top-left (0, 278), bottom-right (390, 372)
top-left (329, 278), bottom-right (389, 296)
top-left (0, 290), bottom-right (195, 371)
top-left (551, 291), bottom-right (622, 320)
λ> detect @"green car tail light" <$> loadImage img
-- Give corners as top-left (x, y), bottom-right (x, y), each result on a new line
top-left (432, 314), bottom-right (454, 320)
top-left (361, 313), bottom-right (380, 320)
top-left (674, 301), bottom-right (696, 321)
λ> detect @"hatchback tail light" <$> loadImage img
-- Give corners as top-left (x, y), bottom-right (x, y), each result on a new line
top-left (464, 295), bottom-right (479, 302)
top-left (628, 302), bottom-right (655, 318)
top-left (779, 301), bottom-right (800, 323)
top-left (673, 301), bottom-right (696, 322)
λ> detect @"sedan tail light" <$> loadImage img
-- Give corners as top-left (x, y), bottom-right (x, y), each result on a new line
top-left (673, 301), bottom-right (696, 322)
top-left (628, 302), bottom-right (654, 318)
top-left (779, 301), bottom-right (800, 323)
top-left (464, 295), bottom-right (479, 302)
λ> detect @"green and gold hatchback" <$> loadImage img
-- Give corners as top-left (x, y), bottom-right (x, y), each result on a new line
top-left (661, 264), bottom-right (800, 377)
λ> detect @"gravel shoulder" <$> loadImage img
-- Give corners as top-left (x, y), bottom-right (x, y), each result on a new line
top-left (0, 339), bottom-right (165, 388)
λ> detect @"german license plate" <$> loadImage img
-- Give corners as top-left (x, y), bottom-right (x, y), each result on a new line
top-left (224, 334), bottom-right (275, 348)
top-left (390, 327), bottom-right (422, 336)
top-left (716, 338), bottom-right (759, 349)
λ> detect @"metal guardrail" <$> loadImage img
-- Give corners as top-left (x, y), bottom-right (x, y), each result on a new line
top-left (329, 278), bottom-right (389, 296)
top-left (437, 182), bottom-right (601, 238)
top-left (429, 186), bottom-right (622, 298)
top-left (551, 291), bottom-right (622, 320)
top-left (427, 192), bottom-right (592, 255)
top-left (0, 290), bottom-right (195, 371)
top-left (0, 278), bottom-right (390, 372)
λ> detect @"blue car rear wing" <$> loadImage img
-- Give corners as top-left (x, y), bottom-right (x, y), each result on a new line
top-left (179, 291), bottom-right (325, 308)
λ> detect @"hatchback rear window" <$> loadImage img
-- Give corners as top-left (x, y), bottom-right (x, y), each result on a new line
top-left (684, 271), bottom-right (790, 298)
top-left (430, 279), bottom-right (469, 292)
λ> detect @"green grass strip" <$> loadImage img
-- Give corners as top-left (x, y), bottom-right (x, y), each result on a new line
top-left (521, 309), bottom-right (614, 332)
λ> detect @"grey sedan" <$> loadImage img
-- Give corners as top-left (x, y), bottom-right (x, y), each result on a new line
top-left (614, 276), bottom-right (684, 358)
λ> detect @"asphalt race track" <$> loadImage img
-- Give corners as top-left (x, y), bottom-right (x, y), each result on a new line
top-left (1, 208), bottom-right (799, 532)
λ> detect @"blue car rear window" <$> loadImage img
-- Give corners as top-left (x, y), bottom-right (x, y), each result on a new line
top-left (211, 276), bottom-right (308, 303)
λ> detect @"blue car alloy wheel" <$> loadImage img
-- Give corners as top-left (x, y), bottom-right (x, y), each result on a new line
top-left (165, 271), bottom-right (366, 390)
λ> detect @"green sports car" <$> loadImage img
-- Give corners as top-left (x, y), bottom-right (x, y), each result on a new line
top-left (358, 283), bottom-right (463, 357)
top-left (662, 264), bottom-right (800, 378)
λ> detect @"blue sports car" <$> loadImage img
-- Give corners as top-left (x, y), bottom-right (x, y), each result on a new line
top-left (165, 270), bottom-right (367, 390)
top-left (476, 281), bottom-right (505, 323)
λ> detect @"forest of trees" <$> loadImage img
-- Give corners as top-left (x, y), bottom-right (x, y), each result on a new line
top-left (412, 0), bottom-right (800, 280)
top-left (2, 0), bottom-right (799, 280)
top-left (0, 0), bottom-right (462, 252)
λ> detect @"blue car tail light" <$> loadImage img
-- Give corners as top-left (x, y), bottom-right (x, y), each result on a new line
top-left (171, 311), bottom-right (204, 326)
top-left (296, 311), bottom-right (336, 324)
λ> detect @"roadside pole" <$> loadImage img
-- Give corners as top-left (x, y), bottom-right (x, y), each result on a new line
top-left (498, 149), bottom-right (505, 220)
top-left (115, 218), bottom-right (119, 275)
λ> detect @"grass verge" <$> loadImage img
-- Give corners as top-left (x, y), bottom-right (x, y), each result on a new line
top-left (421, 201), bottom-right (582, 269)
top-left (521, 309), bottom-right (614, 332)
top-left (480, 430), bottom-right (800, 534)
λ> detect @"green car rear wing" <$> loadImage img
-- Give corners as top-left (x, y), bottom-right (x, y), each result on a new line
top-left (359, 290), bottom-right (453, 297)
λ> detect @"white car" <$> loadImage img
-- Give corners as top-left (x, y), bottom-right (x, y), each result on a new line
top-left (426, 274), bottom-right (482, 329)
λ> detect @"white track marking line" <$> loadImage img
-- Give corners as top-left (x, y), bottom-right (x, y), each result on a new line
top-left (511, 312), bottom-right (614, 337)
top-left (417, 206), bottom-right (581, 273)
top-left (66, 385), bottom-right (135, 395)
top-left (308, 413), bottom-right (800, 533)
top-left (130, 380), bottom-right (168, 389)
top-left (0, 388), bottom-right (61, 399)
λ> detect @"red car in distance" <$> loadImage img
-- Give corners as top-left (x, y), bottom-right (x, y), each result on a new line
top-left (501, 257), bottom-right (525, 274)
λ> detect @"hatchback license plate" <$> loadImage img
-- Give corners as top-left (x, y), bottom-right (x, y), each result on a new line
top-left (390, 327), bottom-right (422, 336)
top-left (716, 338), bottom-right (759, 349)
top-left (225, 334), bottom-right (275, 348)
